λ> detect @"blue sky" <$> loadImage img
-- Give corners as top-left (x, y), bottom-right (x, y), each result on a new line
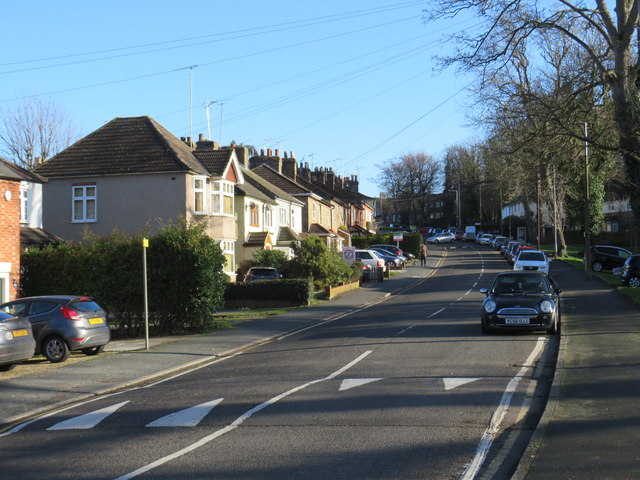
top-left (1, 1), bottom-right (481, 197)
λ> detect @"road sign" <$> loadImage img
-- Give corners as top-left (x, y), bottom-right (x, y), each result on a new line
top-left (343, 246), bottom-right (356, 264)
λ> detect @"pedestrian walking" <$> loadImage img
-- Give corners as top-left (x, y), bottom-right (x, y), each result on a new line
top-left (420, 243), bottom-right (429, 267)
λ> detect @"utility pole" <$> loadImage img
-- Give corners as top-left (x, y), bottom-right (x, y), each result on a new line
top-left (584, 122), bottom-right (591, 278)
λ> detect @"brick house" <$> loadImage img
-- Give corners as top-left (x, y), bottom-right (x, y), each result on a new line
top-left (0, 159), bottom-right (26, 302)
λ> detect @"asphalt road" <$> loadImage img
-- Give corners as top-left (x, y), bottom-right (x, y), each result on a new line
top-left (0, 244), bottom-right (557, 479)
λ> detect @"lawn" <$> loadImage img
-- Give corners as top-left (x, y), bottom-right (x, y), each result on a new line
top-left (540, 244), bottom-right (640, 306)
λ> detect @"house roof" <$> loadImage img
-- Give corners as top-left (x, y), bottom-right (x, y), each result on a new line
top-left (20, 227), bottom-right (63, 247)
top-left (34, 116), bottom-right (210, 178)
top-left (252, 164), bottom-right (331, 206)
top-left (0, 158), bottom-right (46, 183)
top-left (192, 149), bottom-right (234, 177)
top-left (241, 167), bottom-right (303, 205)
top-left (277, 226), bottom-right (300, 244)
top-left (235, 176), bottom-right (275, 205)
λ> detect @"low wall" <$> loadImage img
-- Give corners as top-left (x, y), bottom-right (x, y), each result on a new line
top-left (324, 281), bottom-right (360, 300)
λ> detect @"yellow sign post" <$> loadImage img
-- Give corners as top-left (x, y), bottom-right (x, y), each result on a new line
top-left (142, 238), bottom-right (149, 350)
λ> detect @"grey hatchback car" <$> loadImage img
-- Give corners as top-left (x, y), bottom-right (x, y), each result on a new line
top-left (0, 296), bottom-right (110, 363)
top-left (0, 310), bottom-right (36, 371)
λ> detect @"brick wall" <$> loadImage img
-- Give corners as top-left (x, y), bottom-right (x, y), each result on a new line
top-left (0, 179), bottom-right (21, 300)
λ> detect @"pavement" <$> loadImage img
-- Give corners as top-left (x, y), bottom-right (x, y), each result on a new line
top-left (1, 246), bottom-right (639, 478)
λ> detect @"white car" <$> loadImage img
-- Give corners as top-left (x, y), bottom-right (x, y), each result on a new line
top-left (355, 249), bottom-right (385, 282)
top-left (427, 232), bottom-right (455, 244)
top-left (513, 250), bottom-right (550, 275)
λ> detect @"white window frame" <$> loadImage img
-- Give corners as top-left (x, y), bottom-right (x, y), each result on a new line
top-left (20, 185), bottom-right (29, 224)
top-left (72, 185), bottom-right (97, 223)
top-left (211, 181), bottom-right (234, 216)
top-left (193, 177), bottom-right (207, 214)
top-left (265, 205), bottom-right (272, 228)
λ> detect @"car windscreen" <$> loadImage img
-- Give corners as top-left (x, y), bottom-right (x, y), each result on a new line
top-left (70, 299), bottom-right (104, 313)
top-left (519, 252), bottom-right (545, 262)
top-left (493, 276), bottom-right (550, 293)
top-left (249, 268), bottom-right (276, 276)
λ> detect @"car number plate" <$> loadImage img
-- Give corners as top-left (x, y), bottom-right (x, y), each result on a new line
top-left (505, 317), bottom-right (530, 325)
top-left (12, 329), bottom-right (28, 337)
top-left (88, 317), bottom-right (104, 325)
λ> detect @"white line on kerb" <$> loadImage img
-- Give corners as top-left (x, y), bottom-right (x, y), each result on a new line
top-left (460, 337), bottom-right (545, 480)
top-left (114, 350), bottom-right (373, 480)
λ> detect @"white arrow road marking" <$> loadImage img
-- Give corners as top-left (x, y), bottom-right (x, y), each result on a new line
top-left (339, 378), bottom-right (384, 391)
top-left (47, 401), bottom-right (129, 431)
top-left (443, 378), bottom-right (480, 391)
top-left (146, 398), bottom-right (224, 427)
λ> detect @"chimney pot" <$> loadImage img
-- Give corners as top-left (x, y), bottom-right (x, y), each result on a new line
top-left (199, 133), bottom-right (205, 142)
top-left (261, 149), bottom-right (265, 155)
top-left (267, 148), bottom-right (272, 156)
top-left (275, 149), bottom-right (279, 156)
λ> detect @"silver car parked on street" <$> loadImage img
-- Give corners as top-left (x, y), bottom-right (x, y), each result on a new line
top-left (0, 296), bottom-right (110, 363)
top-left (0, 311), bottom-right (36, 371)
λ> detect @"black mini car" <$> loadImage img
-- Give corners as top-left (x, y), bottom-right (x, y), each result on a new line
top-left (480, 272), bottom-right (562, 334)
top-left (621, 254), bottom-right (640, 287)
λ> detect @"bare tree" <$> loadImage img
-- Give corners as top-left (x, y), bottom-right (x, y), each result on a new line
top-left (376, 152), bottom-right (441, 225)
top-left (424, 0), bottom-right (640, 228)
top-left (0, 97), bottom-right (79, 169)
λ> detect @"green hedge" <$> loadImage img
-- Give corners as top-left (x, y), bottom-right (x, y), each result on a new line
top-left (225, 278), bottom-right (313, 307)
top-left (20, 221), bottom-right (228, 336)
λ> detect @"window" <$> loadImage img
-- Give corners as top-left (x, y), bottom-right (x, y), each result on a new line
top-left (72, 185), bottom-right (97, 222)
top-left (194, 177), bottom-right (206, 214)
top-left (265, 206), bottom-right (272, 228)
top-left (312, 202), bottom-right (319, 222)
top-left (211, 181), bottom-right (234, 216)
top-left (219, 240), bottom-right (235, 273)
top-left (20, 186), bottom-right (29, 223)
top-left (249, 202), bottom-right (259, 226)
top-left (280, 207), bottom-right (287, 225)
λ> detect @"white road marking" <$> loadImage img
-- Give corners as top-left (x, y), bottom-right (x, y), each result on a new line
top-left (146, 398), bottom-right (224, 428)
top-left (115, 351), bottom-right (373, 480)
top-left (443, 378), bottom-right (480, 391)
top-left (396, 325), bottom-right (415, 336)
top-left (460, 337), bottom-right (545, 480)
top-left (428, 308), bottom-right (445, 318)
top-left (339, 378), bottom-right (384, 391)
top-left (47, 401), bottom-right (129, 431)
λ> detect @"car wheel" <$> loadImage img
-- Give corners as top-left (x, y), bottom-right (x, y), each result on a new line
top-left (43, 336), bottom-right (70, 363)
top-left (592, 261), bottom-right (603, 272)
top-left (82, 345), bottom-right (105, 356)
top-left (0, 363), bottom-right (17, 372)
top-left (628, 276), bottom-right (640, 288)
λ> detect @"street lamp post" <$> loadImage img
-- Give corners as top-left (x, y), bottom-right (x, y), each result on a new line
top-left (584, 122), bottom-right (591, 278)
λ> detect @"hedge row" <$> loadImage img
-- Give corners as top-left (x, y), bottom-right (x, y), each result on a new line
top-left (20, 221), bottom-right (228, 336)
top-left (225, 279), bottom-right (314, 307)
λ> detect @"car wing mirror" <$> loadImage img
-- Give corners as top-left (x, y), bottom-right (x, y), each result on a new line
top-left (555, 288), bottom-right (563, 294)
top-left (479, 288), bottom-right (488, 295)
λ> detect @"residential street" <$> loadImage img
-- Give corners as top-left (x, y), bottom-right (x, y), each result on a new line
top-left (0, 246), bottom-right (556, 479)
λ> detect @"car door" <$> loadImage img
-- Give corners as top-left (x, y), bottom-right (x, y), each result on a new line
top-left (25, 301), bottom-right (60, 344)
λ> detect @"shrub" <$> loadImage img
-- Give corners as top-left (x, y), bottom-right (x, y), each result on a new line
top-left (287, 236), bottom-right (354, 288)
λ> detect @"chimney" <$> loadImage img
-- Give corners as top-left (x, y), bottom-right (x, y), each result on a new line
top-left (195, 133), bottom-right (219, 151)
top-left (267, 148), bottom-right (272, 156)
top-left (282, 156), bottom-right (297, 181)
top-left (275, 149), bottom-right (279, 157)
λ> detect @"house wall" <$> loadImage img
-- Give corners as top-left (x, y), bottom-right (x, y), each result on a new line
top-left (0, 179), bottom-right (21, 302)
top-left (42, 173), bottom-right (189, 241)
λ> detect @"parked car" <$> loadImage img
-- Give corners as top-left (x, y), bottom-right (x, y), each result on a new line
top-left (0, 296), bottom-right (111, 363)
top-left (476, 233), bottom-right (494, 245)
top-left (513, 249), bottom-right (550, 275)
top-left (427, 232), bottom-right (455, 244)
top-left (621, 254), bottom-right (640, 287)
top-left (480, 271), bottom-right (561, 334)
top-left (463, 232), bottom-right (476, 242)
top-left (244, 267), bottom-right (282, 281)
top-left (490, 236), bottom-right (508, 249)
top-left (355, 249), bottom-right (385, 282)
top-left (417, 226), bottom-right (433, 234)
top-left (370, 244), bottom-right (411, 261)
top-left (0, 311), bottom-right (36, 372)
top-left (454, 230), bottom-right (465, 241)
top-left (369, 248), bottom-right (405, 267)
top-left (586, 245), bottom-right (632, 272)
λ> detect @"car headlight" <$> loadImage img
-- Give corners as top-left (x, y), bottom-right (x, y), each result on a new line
top-left (540, 300), bottom-right (554, 313)
top-left (514, 264), bottom-right (523, 271)
top-left (484, 299), bottom-right (497, 313)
